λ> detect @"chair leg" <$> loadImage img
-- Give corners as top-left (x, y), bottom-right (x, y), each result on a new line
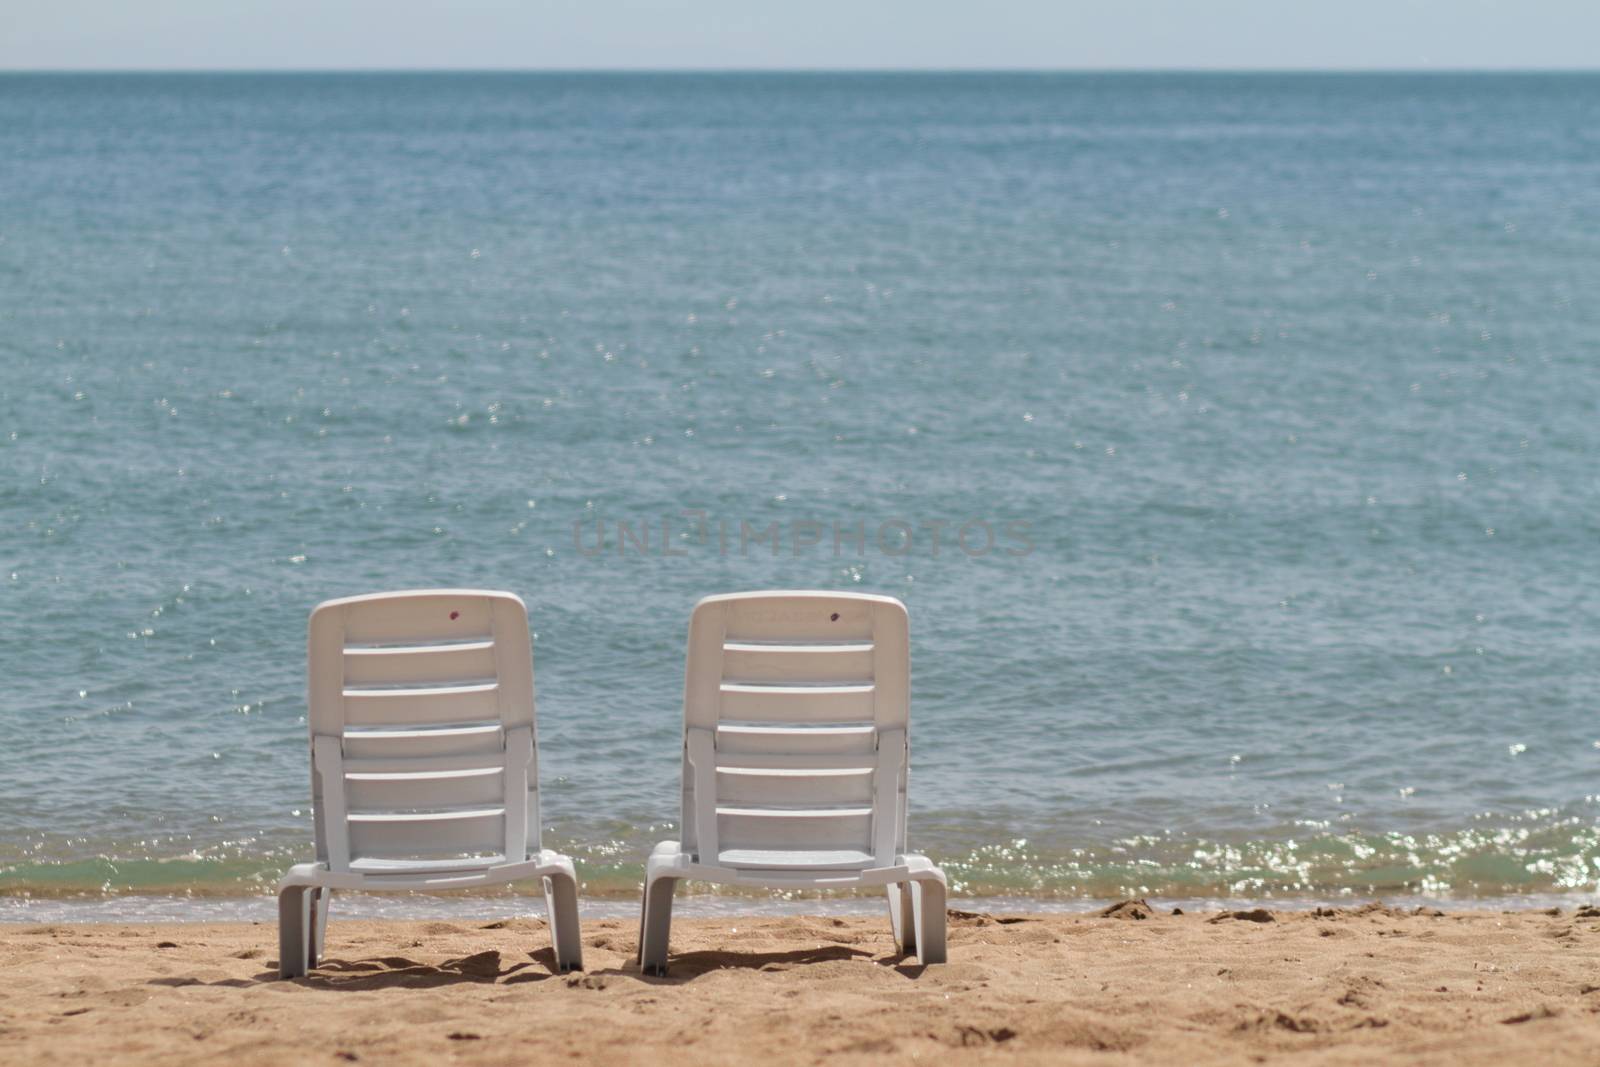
top-left (277, 885), bottom-right (311, 979)
top-left (542, 873), bottom-right (584, 973)
top-left (909, 877), bottom-right (947, 965)
top-left (309, 888), bottom-right (330, 969)
top-left (886, 882), bottom-right (916, 956)
top-left (638, 875), bottom-right (678, 976)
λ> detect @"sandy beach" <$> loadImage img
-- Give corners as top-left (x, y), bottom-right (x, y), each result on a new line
top-left (3, 902), bottom-right (1598, 1064)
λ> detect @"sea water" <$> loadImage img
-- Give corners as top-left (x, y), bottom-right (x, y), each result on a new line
top-left (3, 73), bottom-right (1599, 914)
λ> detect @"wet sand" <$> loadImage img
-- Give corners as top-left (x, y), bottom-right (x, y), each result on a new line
top-left (2, 902), bottom-right (1599, 1064)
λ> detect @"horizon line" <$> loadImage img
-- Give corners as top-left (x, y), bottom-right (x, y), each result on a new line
top-left (4, 66), bottom-right (1600, 76)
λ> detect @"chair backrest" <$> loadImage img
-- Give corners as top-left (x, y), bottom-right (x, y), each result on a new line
top-left (680, 591), bottom-right (911, 871)
top-left (305, 590), bottom-right (540, 873)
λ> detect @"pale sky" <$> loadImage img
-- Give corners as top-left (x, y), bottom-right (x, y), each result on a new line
top-left (3, 0), bottom-right (1597, 71)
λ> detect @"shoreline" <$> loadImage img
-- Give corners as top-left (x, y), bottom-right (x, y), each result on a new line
top-left (3, 890), bottom-right (1598, 924)
top-left (4, 905), bottom-right (1599, 1064)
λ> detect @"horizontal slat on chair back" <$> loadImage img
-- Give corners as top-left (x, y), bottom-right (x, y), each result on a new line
top-left (340, 724), bottom-right (505, 761)
top-left (720, 643), bottom-right (875, 684)
top-left (347, 808), bottom-right (508, 859)
top-left (340, 682), bottom-right (502, 726)
top-left (713, 721), bottom-right (878, 756)
top-left (344, 766), bottom-right (506, 811)
top-left (717, 683), bottom-right (876, 722)
top-left (342, 641), bottom-right (498, 686)
top-left (716, 764), bottom-right (875, 806)
top-left (716, 808), bottom-right (873, 854)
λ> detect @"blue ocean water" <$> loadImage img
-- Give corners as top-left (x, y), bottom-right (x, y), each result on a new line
top-left (3, 72), bottom-right (1600, 910)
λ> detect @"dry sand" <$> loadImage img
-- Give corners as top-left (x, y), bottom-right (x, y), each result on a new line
top-left (3, 901), bottom-right (1599, 1064)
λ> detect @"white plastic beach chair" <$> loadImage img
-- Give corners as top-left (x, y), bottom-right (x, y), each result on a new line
top-left (277, 589), bottom-right (582, 978)
top-left (637, 591), bottom-right (946, 974)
